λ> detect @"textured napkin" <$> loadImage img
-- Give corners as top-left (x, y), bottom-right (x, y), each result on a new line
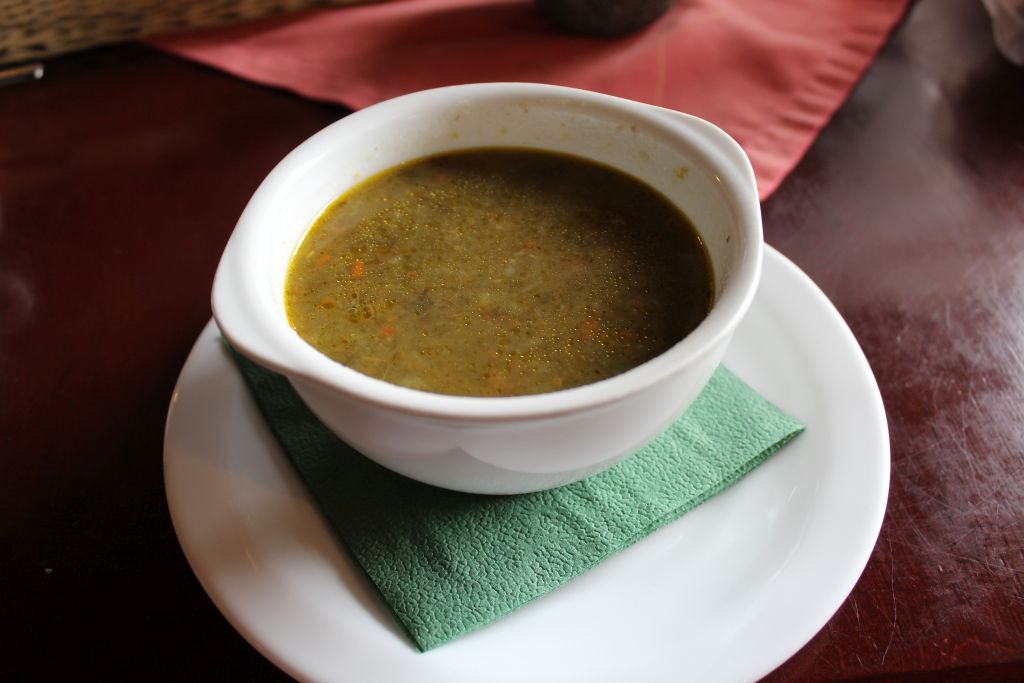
top-left (230, 347), bottom-right (804, 651)
top-left (150, 0), bottom-right (909, 199)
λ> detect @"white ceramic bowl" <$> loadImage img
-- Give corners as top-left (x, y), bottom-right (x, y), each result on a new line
top-left (213, 83), bottom-right (762, 494)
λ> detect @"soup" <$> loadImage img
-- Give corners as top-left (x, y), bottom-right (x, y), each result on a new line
top-left (285, 148), bottom-right (712, 397)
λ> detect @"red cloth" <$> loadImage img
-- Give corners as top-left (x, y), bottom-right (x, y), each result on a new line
top-left (151, 0), bottom-right (908, 199)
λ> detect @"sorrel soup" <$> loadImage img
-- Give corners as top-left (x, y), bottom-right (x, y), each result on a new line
top-left (285, 148), bottom-right (712, 397)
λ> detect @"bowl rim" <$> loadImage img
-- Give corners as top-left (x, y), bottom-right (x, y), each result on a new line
top-left (212, 83), bottom-right (763, 422)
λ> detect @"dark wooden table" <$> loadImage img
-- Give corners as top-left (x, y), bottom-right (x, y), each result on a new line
top-left (3, 0), bottom-right (1023, 680)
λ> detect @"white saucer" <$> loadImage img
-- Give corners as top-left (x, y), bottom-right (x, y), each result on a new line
top-left (164, 245), bottom-right (889, 683)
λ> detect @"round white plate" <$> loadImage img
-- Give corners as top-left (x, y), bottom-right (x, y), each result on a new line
top-left (165, 245), bottom-right (889, 683)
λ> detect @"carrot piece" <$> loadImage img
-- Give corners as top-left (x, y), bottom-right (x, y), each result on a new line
top-left (315, 253), bottom-right (331, 268)
top-left (350, 259), bottom-right (366, 278)
top-left (382, 324), bottom-right (396, 336)
top-left (580, 317), bottom-right (600, 338)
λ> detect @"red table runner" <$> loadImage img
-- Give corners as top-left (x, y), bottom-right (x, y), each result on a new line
top-left (152, 0), bottom-right (909, 199)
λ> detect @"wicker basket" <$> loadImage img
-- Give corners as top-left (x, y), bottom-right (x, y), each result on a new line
top-left (0, 0), bottom-right (371, 65)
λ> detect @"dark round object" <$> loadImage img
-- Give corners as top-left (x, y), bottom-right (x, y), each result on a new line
top-left (536, 0), bottom-right (674, 37)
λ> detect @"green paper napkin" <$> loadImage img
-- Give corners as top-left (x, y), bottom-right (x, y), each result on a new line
top-left (230, 348), bottom-right (804, 651)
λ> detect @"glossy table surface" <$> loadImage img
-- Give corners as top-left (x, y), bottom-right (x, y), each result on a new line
top-left (2, 0), bottom-right (1023, 680)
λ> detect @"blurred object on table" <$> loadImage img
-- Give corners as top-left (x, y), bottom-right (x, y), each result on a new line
top-left (983, 0), bottom-right (1024, 64)
top-left (0, 0), bottom-right (375, 66)
top-left (536, 0), bottom-right (674, 36)
top-left (0, 60), bottom-right (43, 86)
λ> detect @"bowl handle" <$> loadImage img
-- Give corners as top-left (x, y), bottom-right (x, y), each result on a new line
top-left (210, 234), bottom-right (314, 381)
top-left (645, 105), bottom-right (760, 207)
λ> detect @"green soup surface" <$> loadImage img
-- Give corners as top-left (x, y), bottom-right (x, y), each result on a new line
top-left (285, 148), bottom-right (712, 397)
